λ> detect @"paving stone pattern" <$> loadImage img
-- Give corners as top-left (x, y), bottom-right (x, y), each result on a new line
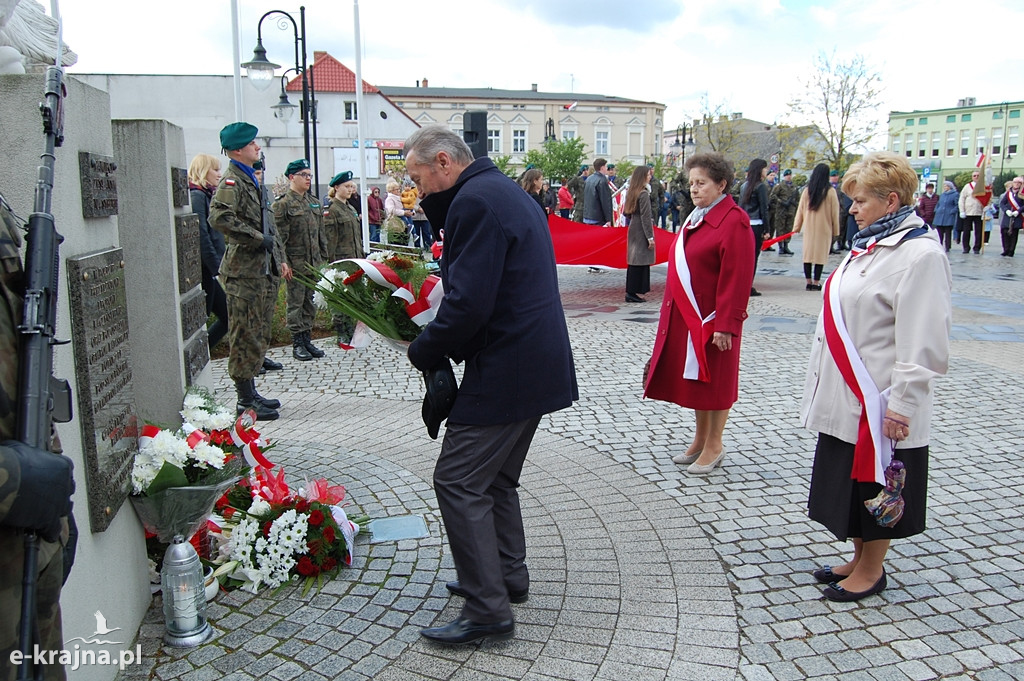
top-left (122, 243), bottom-right (1024, 680)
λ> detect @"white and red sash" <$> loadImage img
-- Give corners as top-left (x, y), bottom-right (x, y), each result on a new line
top-left (1008, 191), bottom-right (1021, 213)
top-left (671, 219), bottom-right (716, 382)
top-left (822, 255), bottom-right (890, 485)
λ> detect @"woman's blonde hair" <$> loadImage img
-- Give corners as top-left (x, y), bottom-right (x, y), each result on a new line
top-left (841, 151), bottom-right (919, 207)
top-left (327, 186), bottom-right (337, 200)
top-left (187, 153), bottom-right (220, 186)
top-left (386, 179), bottom-right (400, 193)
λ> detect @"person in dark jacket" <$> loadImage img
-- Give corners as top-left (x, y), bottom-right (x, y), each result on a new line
top-left (999, 176), bottom-right (1023, 256)
top-left (915, 182), bottom-right (939, 226)
top-left (404, 126), bottom-right (578, 645)
top-left (932, 180), bottom-right (959, 251)
top-left (739, 158), bottom-right (769, 297)
top-left (582, 158), bottom-right (614, 225)
top-left (188, 153), bottom-right (229, 348)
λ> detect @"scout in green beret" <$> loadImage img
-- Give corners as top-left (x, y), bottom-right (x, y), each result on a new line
top-left (285, 158), bottom-right (311, 177)
top-left (220, 122), bottom-right (259, 152)
top-left (324, 170), bottom-right (363, 347)
top-left (329, 171), bottom-right (354, 187)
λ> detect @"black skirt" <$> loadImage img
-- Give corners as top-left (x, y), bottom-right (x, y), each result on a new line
top-left (626, 265), bottom-right (650, 295)
top-left (808, 433), bottom-right (928, 542)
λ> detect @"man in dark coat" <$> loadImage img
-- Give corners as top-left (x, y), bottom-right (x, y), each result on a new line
top-left (404, 126), bottom-right (578, 645)
top-left (582, 158), bottom-right (614, 225)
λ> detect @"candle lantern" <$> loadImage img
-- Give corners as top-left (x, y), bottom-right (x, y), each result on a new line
top-left (161, 535), bottom-right (212, 647)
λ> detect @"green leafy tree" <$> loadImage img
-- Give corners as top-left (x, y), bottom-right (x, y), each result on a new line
top-left (491, 154), bottom-right (518, 178)
top-left (522, 136), bottom-right (588, 184)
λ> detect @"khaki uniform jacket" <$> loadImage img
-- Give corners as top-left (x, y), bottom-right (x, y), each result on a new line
top-left (274, 189), bottom-right (326, 271)
top-left (800, 216), bottom-right (951, 448)
top-left (323, 198), bottom-right (364, 262)
top-left (209, 163), bottom-right (281, 279)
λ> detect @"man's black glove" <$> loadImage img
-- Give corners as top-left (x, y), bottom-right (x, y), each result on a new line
top-left (260, 234), bottom-right (274, 252)
top-left (2, 440), bottom-right (74, 543)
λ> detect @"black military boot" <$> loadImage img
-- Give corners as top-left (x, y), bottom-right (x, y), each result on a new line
top-left (292, 333), bottom-right (313, 361)
top-left (235, 379), bottom-right (279, 420)
top-left (302, 331), bottom-right (326, 358)
top-left (262, 357), bottom-right (283, 371)
top-left (251, 379), bottom-right (281, 409)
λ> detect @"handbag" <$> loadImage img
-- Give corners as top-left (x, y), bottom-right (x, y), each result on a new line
top-left (421, 358), bottom-right (458, 439)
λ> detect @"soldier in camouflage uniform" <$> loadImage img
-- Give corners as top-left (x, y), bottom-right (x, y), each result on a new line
top-left (768, 169), bottom-right (798, 255)
top-left (252, 161), bottom-right (284, 375)
top-left (648, 167), bottom-right (666, 226)
top-left (322, 171), bottom-right (363, 348)
top-left (208, 123), bottom-right (287, 420)
top-left (273, 159), bottom-right (327, 361)
top-left (567, 166), bottom-right (588, 222)
top-left (0, 193), bottom-right (75, 681)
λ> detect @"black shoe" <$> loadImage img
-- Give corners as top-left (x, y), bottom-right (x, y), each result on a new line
top-left (765, 246), bottom-right (775, 251)
top-left (812, 565), bottom-right (849, 584)
top-left (624, 293), bottom-right (644, 303)
top-left (822, 571), bottom-right (887, 602)
top-left (811, 283), bottom-right (822, 291)
top-left (446, 581), bottom-right (529, 604)
top-left (292, 334), bottom-right (313, 361)
top-left (750, 287), bottom-right (762, 297)
top-left (302, 331), bottom-right (326, 359)
top-left (235, 379), bottom-right (280, 421)
top-left (420, 617), bottom-right (515, 645)
top-left (806, 283), bottom-right (814, 291)
top-left (262, 357), bottom-right (283, 371)
top-left (252, 383), bottom-right (281, 410)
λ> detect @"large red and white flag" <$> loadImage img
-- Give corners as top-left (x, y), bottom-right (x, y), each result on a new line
top-left (974, 151), bottom-right (992, 206)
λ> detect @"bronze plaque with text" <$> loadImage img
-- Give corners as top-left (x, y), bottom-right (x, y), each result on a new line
top-left (180, 286), bottom-right (207, 341)
top-left (171, 167), bottom-right (189, 207)
top-left (66, 248), bottom-right (137, 532)
top-left (175, 213), bottom-right (202, 295)
top-left (78, 152), bottom-right (118, 218)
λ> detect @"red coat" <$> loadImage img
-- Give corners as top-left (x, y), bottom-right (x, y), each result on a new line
top-left (644, 196), bottom-right (754, 410)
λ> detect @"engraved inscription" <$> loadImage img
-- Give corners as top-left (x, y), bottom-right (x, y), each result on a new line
top-left (180, 286), bottom-right (207, 341)
top-left (66, 248), bottom-right (137, 532)
top-left (171, 167), bottom-right (189, 207)
top-left (183, 334), bottom-right (209, 387)
top-left (79, 152), bottom-right (119, 218)
top-left (175, 214), bottom-right (202, 295)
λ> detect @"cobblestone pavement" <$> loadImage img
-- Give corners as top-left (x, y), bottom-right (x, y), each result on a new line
top-left (124, 241), bottom-right (1024, 681)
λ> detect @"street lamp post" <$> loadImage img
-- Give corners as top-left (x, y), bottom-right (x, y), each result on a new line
top-left (545, 118), bottom-right (556, 143)
top-left (241, 6), bottom-right (320, 194)
top-left (671, 125), bottom-right (682, 167)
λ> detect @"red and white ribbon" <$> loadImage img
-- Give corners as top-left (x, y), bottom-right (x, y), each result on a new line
top-left (138, 424), bottom-right (161, 448)
top-left (329, 258), bottom-right (443, 327)
top-left (231, 409), bottom-right (275, 469)
top-left (822, 255), bottom-right (890, 485)
top-left (672, 220), bottom-right (716, 382)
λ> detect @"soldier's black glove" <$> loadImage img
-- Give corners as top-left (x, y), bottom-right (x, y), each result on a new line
top-left (1, 440), bottom-right (75, 543)
top-left (260, 235), bottom-right (274, 252)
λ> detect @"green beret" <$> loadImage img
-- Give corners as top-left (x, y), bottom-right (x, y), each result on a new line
top-left (579, 165), bottom-right (588, 173)
top-left (220, 122), bottom-right (258, 151)
top-left (829, 170), bottom-right (839, 177)
top-left (285, 159), bottom-right (310, 176)
top-left (607, 164), bottom-right (615, 170)
top-left (330, 171), bottom-right (353, 187)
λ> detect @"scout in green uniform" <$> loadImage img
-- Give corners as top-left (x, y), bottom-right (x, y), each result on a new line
top-left (208, 122), bottom-right (287, 419)
top-left (567, 165), bottom-right (588, 222)
top-left (0, 193), bottom-right (76, 681)
top-left (323, 171), bottom-right (364, 347)
top-left (768, 169), bottom-right (798, 255)
top-left (273, 159), bottom-right (327, 361)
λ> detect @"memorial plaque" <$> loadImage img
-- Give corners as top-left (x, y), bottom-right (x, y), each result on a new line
top-left (175, 213), bottom-right (202, 294)
top-left (180, 286), bottom-right (207, 341)
top-left (66, 248), bottom-right (137, 532)
top-left (183, 333), bottom-right (209, 387)
top-left (78, 152), bottom-right (118, 218)
top-left (171, 167), bottom-right (189, 207)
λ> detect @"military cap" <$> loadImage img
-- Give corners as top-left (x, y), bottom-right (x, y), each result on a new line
top-left (252, 160), bottom-right (264, 171)
top-left (607, 164), bottom-right (616, 170)
top-left (220, 122), bottom-right (258, 151)
top-left (782, 169), bottom-right (792, 176)
top-left (330, 171), bottom-right (353, 187)
top-left (579, 165), bottom-right (588, 173)
top-left (829, 169), bottom-right (839, 177)
top-left (285, 159), bottom-right (311, 176)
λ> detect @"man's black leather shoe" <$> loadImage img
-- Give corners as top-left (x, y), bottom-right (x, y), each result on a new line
top-left (420, 617), bottom-right (514, 645)
top-left (262, 357), bottom-right (283, 371)
top-left (446, 580), bottom-right (528, 604)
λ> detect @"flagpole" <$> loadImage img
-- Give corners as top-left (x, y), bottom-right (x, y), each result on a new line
top-left (354, 0), bottom-right (369, 253)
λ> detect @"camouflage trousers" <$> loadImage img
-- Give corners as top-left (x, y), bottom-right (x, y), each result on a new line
top-left (0, 528), bottom-right (66, 681)
top-left (224, 276), bottom-right (273, 381)
top-left (285, 275), bottom-right (315, 335)
top-left (332, 313), bottom-right (356, 346)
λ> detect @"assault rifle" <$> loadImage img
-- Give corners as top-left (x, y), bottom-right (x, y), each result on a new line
top-left (15, 48), bottom-right (73, 681)
top-left (259, 153), bottom-right (271, 276)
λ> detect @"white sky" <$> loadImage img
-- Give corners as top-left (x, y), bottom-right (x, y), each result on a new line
top-left (59, 0), bottom-right (1024, 145)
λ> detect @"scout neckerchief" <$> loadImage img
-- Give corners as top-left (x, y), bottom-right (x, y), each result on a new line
top-left (823, 220), bottom-right (930, 484)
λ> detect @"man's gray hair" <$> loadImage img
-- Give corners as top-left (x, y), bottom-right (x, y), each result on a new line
top-left (405, 126), bottom-right (474, 166)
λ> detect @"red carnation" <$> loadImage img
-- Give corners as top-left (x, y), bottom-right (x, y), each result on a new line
top-left (322, 557), bottom-right (338, 572)
top-left (262, 520), bottom-right (272, 538)
top-left (222, 506), bottom-right (235, 520)
top-left (322, 525), bottom-right (336, 545)
top-left (309, 509), bottom-right (324, 527)
top-left (215, 494), bottom-right (229, 511)
top-left (296, 556), bottom-right (319, 577)
top-left (342, 270), bottom-right (364, 285)
top-left (295, 499), bottom-right (309, 513)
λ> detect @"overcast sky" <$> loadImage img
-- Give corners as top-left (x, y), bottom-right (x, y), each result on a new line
top-left (60, 0), bottom-right (1024, 144)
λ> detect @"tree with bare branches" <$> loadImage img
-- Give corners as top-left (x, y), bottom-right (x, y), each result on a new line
top-left (789, 51), bottom-right (883, 175)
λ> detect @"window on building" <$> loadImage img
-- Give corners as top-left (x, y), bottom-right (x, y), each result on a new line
top-left (993, 127), bottom-right (1004, 155)
top-left (562, 129), bottom-right (576, 141)
top-left (946, 130), bottom-right (956, 156)
top-left (487, 129), bottom-right (501, 153)
top-left (994, 110), bottom-right (1003, 120)
top-left (906, 119), bottom-right (914, 127)
top-left (1009, 126), bottom-right (1019, 154)
top-left (892, 136), bottom-right (901, 155)
top-left (805, 150), bottom-right (815, 166)
top-left (344, 101), bottom-right (357, 121)
top-left (919, 117), bottom-right (928, 125)
top-left (931, 132), bottom-right (940, 157)
top-left (917, 133), bottom-right (927, 157)
top-left (976, 128), bottom-right (986, 154)
top-left (961, 113), bottom-right (972, 122)
top-left (960, 129), bottom-right (970, 156)
top-left (512, 129), bottom-right (526, 153)
top-left (946, 114), bottom-right (956, 123)
top-left (904, 133), bottom-right (913, 157)
top-left (595, 130), bottom-right (609, 155)
top-left (1011, 110), bottom-right (1021, 119)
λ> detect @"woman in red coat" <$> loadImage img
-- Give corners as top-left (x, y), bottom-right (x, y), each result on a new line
top-left (644, 152), bottom-right (755, 475)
